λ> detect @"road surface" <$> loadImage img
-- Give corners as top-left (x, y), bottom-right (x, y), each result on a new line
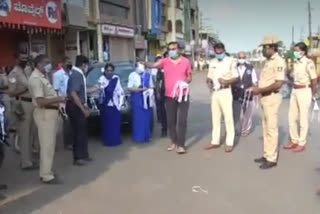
top-left (1, 72), bottom-right (320, 214)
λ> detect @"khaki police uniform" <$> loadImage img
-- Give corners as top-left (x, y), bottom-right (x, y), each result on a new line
top-left (208, 56), bottom-right (238, 146)
top-left (289, 56), bottom-right (317, 146)
top-left (29, 68), bottom-right (59, 181)
top-left (259, 52), bottom-right (286, 163)
top-left (8, 65), bottom-right (37, 168)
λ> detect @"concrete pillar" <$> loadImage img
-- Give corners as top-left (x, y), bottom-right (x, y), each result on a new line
top-left (95, 0), bottom-right (103, 62)
top-left (76, 31), bottom-right (80, 55)
top-left (171, 0), bottom-right (176, 41)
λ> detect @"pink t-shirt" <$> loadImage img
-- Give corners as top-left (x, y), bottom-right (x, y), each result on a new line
top-left (159, 56), bottom-right (192, 98)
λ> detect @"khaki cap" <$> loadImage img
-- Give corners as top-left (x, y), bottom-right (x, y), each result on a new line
top-left (260, 35), bottom-right (280, 46)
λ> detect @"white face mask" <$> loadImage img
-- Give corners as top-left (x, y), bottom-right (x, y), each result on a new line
top-left (238, 59), bottom-right (246, 64)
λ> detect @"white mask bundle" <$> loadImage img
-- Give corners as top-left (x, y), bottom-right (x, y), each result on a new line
top-left (172, 81), bottom-right (189, 103)
top-left (310, 99), bottom-right (320, 123)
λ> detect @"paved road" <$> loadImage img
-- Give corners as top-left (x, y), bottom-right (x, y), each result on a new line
top-left (1, 72), bottom-right (320, 214)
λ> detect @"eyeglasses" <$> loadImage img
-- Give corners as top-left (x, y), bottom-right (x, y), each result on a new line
top-left (168, 48), bottom-right (177, 51)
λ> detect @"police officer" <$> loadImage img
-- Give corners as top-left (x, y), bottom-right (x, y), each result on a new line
top-left (251, 35), bottom-right (286, 169)
top-left (204, 42), bottom-right (239, 153)
top-left (29, 55), bottom-right (66, 184)
top-left (8, 53), bottom-right (38, 170)
top-left (283, 42), bottom-right (317, 152)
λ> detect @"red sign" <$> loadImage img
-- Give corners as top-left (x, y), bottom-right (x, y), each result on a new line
top-left (0, 0), bottom-right (62, 29)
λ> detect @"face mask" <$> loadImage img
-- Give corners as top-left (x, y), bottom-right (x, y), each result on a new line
top-left (169, 50), bottom-right (178, 59)
top-left (44, 63), bottom-right (52, 74)
top-left (66, 64), bottom-right (73, 71)
top-left (215, 53), bottom-right (225, 60)
top-left (105, 73), bottom-right (113, 80)
top-left (262, 49), bottom-right (270, 58)
top-left (83, 64), bottom-right (88, 73)
top-left (293, 51), bottom-right (302, 60)
top-left (238, 59), bottom-right (246, 64)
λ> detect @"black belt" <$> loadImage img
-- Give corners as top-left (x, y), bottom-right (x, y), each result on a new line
top-left (16, 96), bottom-right (32, 102)
top-left (261, 91), bottom-right (279, 97)
top-left (44, 106), bottom-right (59, 110)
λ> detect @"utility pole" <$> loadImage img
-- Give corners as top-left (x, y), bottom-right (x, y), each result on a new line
top-left (291, 25), bottom-right (295, 47)
top-left (308, 0), bottom-right (312, 39)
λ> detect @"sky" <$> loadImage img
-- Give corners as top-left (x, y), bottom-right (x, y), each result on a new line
top-left (198, 0), bottom-right (320, 52)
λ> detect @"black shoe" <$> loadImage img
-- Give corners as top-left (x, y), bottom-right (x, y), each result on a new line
top-left (259, 161), bottom-right (277, 170)
top-left (21, 163), bottom-right (39, 171)
top-left (0, 184), bottom-right (7, 190)
top-left (84, 157), bottom-right (93, 162)
top-left (254, 157), bottom-right (267, 163)
top-left (73, 159), bottom-right (87, 166)
top-left (40, 176), bottom-right (62, 185)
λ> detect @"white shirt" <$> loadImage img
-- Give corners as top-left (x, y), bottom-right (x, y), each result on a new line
top-left (208, 56), bottom-right (238, 90)
top-left (128, 71), bottom-right (154, 89)
top-left (237, 65), bottom-right (258, 84)
top-left (53, 68), bottom-right (70, 97)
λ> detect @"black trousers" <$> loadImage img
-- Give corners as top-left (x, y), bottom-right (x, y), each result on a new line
top-left (165, 97), bottom-right (189, 147)
top-left (156, 94), bottom-right (167, 132)
top-left (66, 101), bottom-right (89, 161)
top-left (0, 144), bottom-right (4, 168)
top-left (63, 118), bottom-right (73, 147)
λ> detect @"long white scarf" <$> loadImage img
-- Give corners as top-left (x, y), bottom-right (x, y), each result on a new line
top-left (142, 89), bottom-right (155, 109)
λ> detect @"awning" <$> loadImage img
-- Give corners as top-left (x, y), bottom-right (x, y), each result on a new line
top-left (64, 4), bottom-right (88, 28)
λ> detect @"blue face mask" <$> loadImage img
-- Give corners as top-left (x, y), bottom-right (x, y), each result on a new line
top-left (215, 53), bottom-right (225, 60)
top-left (169, 50), bottom-right (179, 59)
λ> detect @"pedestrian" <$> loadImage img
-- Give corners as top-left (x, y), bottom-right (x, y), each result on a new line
top-left (53, 56), bottom-right (73, 150)
top-left (204, 42), bottom-right (239, 153)
top-left (154, 55), bottom-right (167, 137)
top-left (232, 51), bottom-right (258, 137)
top-left (128, 62), bottom-right (154, 143)
top-left (66, 55), bottom-right (92, 166)
top-left (28, 55), bottom-right (66, 184)
top-left (0, 98), bottom-right (7, 200)
top-left (8, 53), bottom-right (39, 170)
top-left (146, 41), bottom-right (192, 154)
top-left (251, 35), bottom-right (286, 170)
top-left (97, 63), bottom-right (124, 146)
top-left (283, 42), bottom-right (317, 152)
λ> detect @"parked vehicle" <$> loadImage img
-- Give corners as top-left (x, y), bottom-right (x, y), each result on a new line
top-left (85, 61), bottom-right (154, 130)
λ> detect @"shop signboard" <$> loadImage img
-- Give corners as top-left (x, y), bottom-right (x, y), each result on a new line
top-left (0, 0), bottom-right (62, 29)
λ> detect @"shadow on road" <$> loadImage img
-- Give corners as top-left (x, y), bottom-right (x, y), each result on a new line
top-left (0, 122), bottom-right (156, 213)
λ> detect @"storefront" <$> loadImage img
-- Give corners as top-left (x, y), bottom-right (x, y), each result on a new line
top-left (0, 0), bottom-right (62, 66)
top-left (101, 24), bottom-right (135, 61)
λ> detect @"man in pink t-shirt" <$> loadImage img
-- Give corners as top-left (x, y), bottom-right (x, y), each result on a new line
top-left (146, 42), bottom-right (192, 154)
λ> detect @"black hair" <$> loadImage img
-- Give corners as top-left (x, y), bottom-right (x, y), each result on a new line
top-left (213, 42), bottom-right (225, 51)
top-left (105, 63), bottom-right (115, 71)
top-left (163, 51), bottom-right (169, 58)
top-left (34, 55), bottom-right (47, 67)
top-left (167, 41), bottom-right (180, 49)
top-left (75, 55), bottom-right (89, 67)
top-left (295, 42), bottom-right (308, 54)
top-left (62, 56), bottom-right (70, 63)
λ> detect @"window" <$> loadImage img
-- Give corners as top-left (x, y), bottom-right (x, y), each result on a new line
top-left (99, 0), bottom-right (129, 20)
top-left (168, 20), bottom-right (172, 32)
top-left (175, 0), bottom-right (181, 9)
top-left (176, 20), bottom-right (183, 33)
top-left (191, 9), bottom-right (195, 24)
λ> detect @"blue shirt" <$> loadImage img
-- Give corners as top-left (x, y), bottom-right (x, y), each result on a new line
top-left (53, 68), bottom-right (70, 97)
